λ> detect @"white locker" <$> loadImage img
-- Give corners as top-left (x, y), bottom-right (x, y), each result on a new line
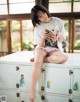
top-left (45, 94), bottom-right (71, 102)
top-left (19, 91), bottom-right (41, 102)
top-left (73, 68), bottom-right (80, 97)
top-left (44, 66), bottom-right (71, 95)
top-left (0, 90), bottom-right (18, 102)
top-left (0, 63), bottom-right (18, 89)
top-left (19, 65), bottom-right (42, 92)
top-left (73, 98), bottom-right (80, 102)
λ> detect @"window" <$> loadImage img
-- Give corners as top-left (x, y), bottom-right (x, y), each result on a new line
top-left (63, 20), bottom-right (69, 52)
top-left (22, 20), bottom-right (34, 51)
top-left (0, 0), bottom-right (8, 15)
top-left (10, 19), bottom-right (34, 52)
top-left (74, 19), bottom-right (80, 53)
top-left (0, 0), bottom-right (35, 15)
top-left (9, 0), bottom-right (35, 14)
top-left (49, 0), bottom-right (80, 13)
top-left (73, 2), bottom-right (80, 12)
top-left (49, 0), bottom-right (71, 13)
top-left (0, 21), bottom-right (8, 52)
top-left (11, 20), bottom-right (21, 52)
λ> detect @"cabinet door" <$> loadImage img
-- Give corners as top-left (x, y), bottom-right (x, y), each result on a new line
top-left (73, 98), bottom-right (80, 102)
top-left (0, 64), bottom-right (17, 89)
top-left (73, 69), bottom-right (80, 97)
top-left (0, 90), bottom-right (18, 102)
top-left (45, 94), bottom-right (70, 102)
top-left (19, 65), bottom-right (42, 92)
top-left (20, 91), bottom-right (41, 102)
top-left (45, 67), bottom-right (71, 95)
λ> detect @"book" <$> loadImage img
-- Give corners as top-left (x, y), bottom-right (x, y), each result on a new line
top-left (45, 29), bottom-right (57, 41)
top-left (45, 29), bottom-right (67, 50)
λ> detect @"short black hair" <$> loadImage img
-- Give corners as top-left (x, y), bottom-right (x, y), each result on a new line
top-left (31, 5), bottom-right (51, 27)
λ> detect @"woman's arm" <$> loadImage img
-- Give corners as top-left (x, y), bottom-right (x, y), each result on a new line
top-left (39, 29), bottom-right (48, 47)
top-left (39, 37), bottom-right (45, 47)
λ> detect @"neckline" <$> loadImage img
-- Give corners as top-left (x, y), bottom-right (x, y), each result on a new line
top-left (41, 17), bottom-right (53, 25)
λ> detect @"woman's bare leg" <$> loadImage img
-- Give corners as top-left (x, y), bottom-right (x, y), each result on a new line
top-left (29, 48), bottom-right (47, 102)
top-left (44, 51), bottom-right (68, 64)
top-left (29, 51), bottom-right (68, 102)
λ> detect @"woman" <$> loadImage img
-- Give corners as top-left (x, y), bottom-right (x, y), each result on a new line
top-left (29, 4), bottom-right (68, 102)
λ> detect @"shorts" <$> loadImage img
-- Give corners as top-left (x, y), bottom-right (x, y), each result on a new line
top-left (35, 46), bottom-right (59, 56)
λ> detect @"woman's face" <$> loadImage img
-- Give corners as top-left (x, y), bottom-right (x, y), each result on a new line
top-left (37, 11), bottom-right (49, 23)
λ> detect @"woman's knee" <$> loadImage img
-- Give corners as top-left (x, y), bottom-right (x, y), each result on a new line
top-left (35, 47), bottom-right (46, 53)
top-left (34, 49), bottom-right (46, 63)
top-left (35, 47), bottom-right (46, 58)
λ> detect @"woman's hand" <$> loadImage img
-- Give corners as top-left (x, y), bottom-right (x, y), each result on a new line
top-left (44, 29), bottom-right (57, 42)
top-left (42, 29), bottom-right (49, 40)
top-left (42, 29), bottom-right (63, 42)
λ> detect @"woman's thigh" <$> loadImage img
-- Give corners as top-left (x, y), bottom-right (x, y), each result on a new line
top-left (45, 51), bottom-right (68, 64)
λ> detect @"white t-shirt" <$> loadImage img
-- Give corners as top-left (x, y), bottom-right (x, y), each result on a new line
top-left (33, 17), bottom-right (66, 52)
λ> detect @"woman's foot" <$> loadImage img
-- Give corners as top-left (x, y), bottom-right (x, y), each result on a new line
top-left (29, 92), bottom-right (35, 102)
top-left (30, 57), bottom-right (34, 62)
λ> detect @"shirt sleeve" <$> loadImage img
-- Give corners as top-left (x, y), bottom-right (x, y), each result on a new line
top-left (59, 19), bottom-right (66, 40)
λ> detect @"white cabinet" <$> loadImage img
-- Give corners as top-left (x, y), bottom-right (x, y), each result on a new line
top-left (73, 69), bottom-right (80, 97)
top-left (0, 63), bottom-right (42, 102)
top-left (19, 91), bottom-right (41, 102)
top-left (0, 51), bottom-right (80, 102)
top-left (18, 65), bottom-right (42, 102)
top-left (19, 65), bottom-right (41, 92)
top-left (0, 90), bottom-right (18, 102)
top-left (73, 98), bottom-right (80, 102)
top-left (45, 94), bottom-right (71, 102)
top-left (44, 66), bottom-right (71, 95)
top-left (0, 63), bottom-right (18, 89)
top-left (0, 63), bottom-right (19, 102)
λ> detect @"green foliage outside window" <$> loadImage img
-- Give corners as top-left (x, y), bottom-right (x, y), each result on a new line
top-left (74, 40), bottom-right (80, 50)
top-left (64, 0), bottom-right (80, 2)
top-left (22, 41), bottom-right (34, 51)
top-left (11, 21), bottom-right (20, 31)
top-left (0, 21), bottom-right (7, 31)
top-left (63, 0), bottom-right (72, 2)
